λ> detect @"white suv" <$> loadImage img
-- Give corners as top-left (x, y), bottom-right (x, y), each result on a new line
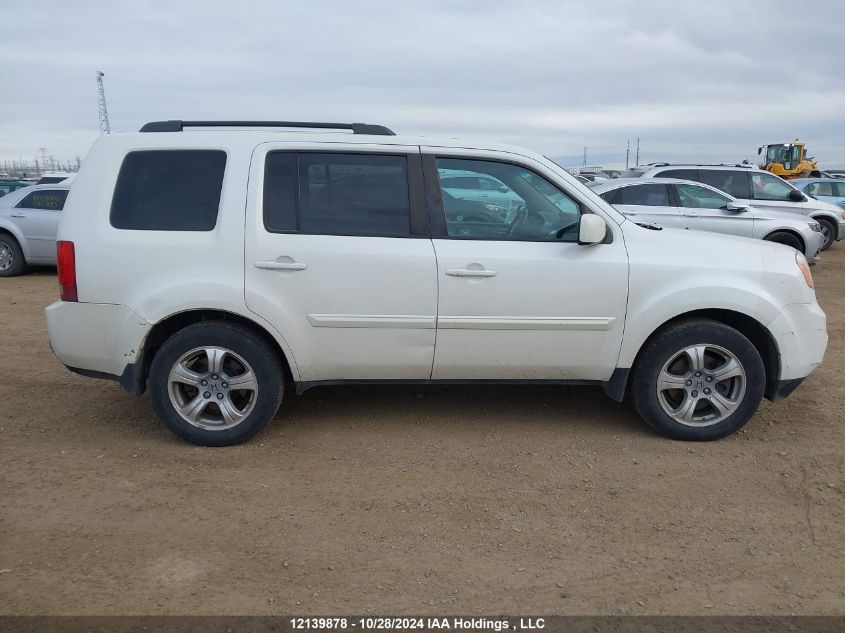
top-left (46, 120), bottom-right (828, 446)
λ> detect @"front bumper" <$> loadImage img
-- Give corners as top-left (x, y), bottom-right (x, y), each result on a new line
top-left (45, 301), bottom-right (150, 378)
top-left (767, 301), bottom-right (827, 385)
top-left (837, 218), bottom-right (845, 241)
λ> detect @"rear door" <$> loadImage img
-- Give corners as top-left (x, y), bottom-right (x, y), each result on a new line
top-left (672, 182), bottom-right (754, 238)
top-left (12, 188), bottom-right (68, 260)
top-left (244, 143), bottom-right (438, 382)
top-left (611, 182), bottom-right (680, 226)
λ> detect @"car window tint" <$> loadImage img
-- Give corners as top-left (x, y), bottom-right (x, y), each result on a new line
top-left (657, 169), bottom-right (698, 180)
top-left (441, 176), bottom-right (481, 189)
top-left (698, 170), bottom-right (751, 199)
top-left (263, 152), bottom-right (298, 232)
top-left (750, 172), bottom-right (795, 201)
top-left (807, 182), bottom-right (835, 197)
top-left (618, 183), bottom-right (671, 206)
top-left (110, 150), bottom-right (226, 231)
top-left (600, 189), bottom-right (620, 204)
top-left (675, 184), bottom-right (730, 209)
top-left (436, 158), bottom-right (580, 242)
top-left (298, 153), bottom-right (411, 237)
top-left (16, 189), bottom-right (69, 211)
top-left (836, 183), bottom-right (845, 197)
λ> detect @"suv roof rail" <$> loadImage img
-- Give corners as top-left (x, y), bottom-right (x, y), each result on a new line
top-left (139, 120), bottom-right (396, 136)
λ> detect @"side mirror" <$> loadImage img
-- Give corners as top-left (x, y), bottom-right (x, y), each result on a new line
top-left (725, 201), bottom-right (749, 213)
top-left (578, 214), bottom-right (607, 245)
top-left (788, 189), bottom-right (805, 202)
top-left (497, 185), bottom-right (508, 193)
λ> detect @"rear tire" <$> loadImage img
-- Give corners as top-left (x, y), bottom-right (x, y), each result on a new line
top-left (0, 234), bottom-right (26, 277)
top-left (763, 231), bottom-right (803, 253)
top-left (149, 321), bottom-right (284, 446)
top-left (631, 318), bottom-right (765, 441)
top-left (816, 218), bottom-right (836, 251)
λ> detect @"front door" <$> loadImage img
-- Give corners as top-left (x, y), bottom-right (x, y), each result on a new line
top-left (672, 182), bottom-right (754, 238)
top-left (244, 144), bottom-right (437, 382)
top-left (424, 151), bottom-right (629, 381)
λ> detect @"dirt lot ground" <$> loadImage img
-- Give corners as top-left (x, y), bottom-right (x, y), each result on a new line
top-left (1, 249), bottom-right (843, 616)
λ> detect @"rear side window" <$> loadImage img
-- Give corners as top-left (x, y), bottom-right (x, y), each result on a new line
top-left (699, 170), bottom-right (751, 199)
top-left (264, 152), bottom-right (411, 237)
top-left (110, 150), bottom-right (227, 231)
top-left (16, 189), bottom-right (68, 210)
top-left (657, 168), bottom-right (698, 180)
top-left (618, 183), bottom-right (671, 206)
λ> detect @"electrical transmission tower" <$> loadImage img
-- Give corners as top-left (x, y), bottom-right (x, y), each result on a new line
top-left (96, 70), bottom-right (111, 134)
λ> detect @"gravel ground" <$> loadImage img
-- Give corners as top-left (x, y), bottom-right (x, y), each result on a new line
top-left (1, 248), bottom-right (843, 615)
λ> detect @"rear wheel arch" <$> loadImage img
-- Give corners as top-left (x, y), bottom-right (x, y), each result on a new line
top-left (135, 309), bottom-right (296, 394)
top-left (621, 309), bottom-right (780, 400)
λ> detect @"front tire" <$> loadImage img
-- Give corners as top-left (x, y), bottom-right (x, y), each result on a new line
top-left (631, 318), bottom-right (765, 441)
top-left (0, 234), bottom-right (26, 277)
top-left (763, 231), bottom-right (803, 253)
top-left (817, 218), bottom-right (836, 251)
top-left (149, 321), bottom-right (284, 446)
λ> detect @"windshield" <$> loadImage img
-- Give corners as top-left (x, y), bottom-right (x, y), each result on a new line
top-left (766, 145), bottom-right (801, 169)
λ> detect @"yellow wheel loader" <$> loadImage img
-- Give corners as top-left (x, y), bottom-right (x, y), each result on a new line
top-left (757, 141), bottom-right (821, 179)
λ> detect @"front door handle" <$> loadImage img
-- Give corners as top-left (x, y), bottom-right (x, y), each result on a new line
top-left (10, 214), bottom-right (25, 218)
top-left (446, 268), bottom-right (497, 278)
top-left (681, 213), bottom-right (698, 218)
top-left (254, 260), bottom-right (307, 271)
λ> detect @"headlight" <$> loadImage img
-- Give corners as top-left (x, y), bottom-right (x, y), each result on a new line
top-left (809, 222), bottom-right (823, 232)
top-left (795, 252), bottom-right (814, 289)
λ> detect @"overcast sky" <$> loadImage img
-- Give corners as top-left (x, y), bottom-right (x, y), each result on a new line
top-left (2, 0), bottom-right (844, 170)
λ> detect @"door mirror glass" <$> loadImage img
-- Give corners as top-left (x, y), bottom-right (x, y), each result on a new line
top-left (578, 214), bottom-right (607, 245)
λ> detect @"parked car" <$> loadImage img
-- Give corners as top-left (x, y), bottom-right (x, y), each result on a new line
top-left (0, 180), bottom-right (32, 199)
top-left (46, 120), bottom-right (827, 446)
top-left (821, 169), bottom-right (845, 179)
top-left (630, 164), bottom-right (845, 250)
top-left (439, 169), bottom-right (524, 213)
top-left (0, 183), bottom-right (71, 276)
top-left (588, 178), bottom-right (824, 263)
top-left (792, 178), bottom-right (845, 209)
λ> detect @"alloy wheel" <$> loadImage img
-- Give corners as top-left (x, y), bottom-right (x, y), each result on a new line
top-left (167, 346), bottom-right (258, 430)
top-left (656, 344), bottom-right (746, 427)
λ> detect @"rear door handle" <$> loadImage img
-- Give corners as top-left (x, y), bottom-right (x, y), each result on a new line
top-left (254, 260), bottom-right (307, 271)
top-left (681, 213), bottom-right (698, 218)
top-left (10, 214), bottom-right (25, 218)
top-left (446, 268), bottom-right (497, 278)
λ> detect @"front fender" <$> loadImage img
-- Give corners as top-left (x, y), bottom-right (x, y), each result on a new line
top-left (616, 285), bottom-right (783, 368)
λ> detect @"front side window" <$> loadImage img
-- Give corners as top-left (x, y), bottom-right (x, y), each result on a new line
top-left (617, 183), bottom-right (671, 206)
top-left (675, 184), bottom-right (731, 209)
top-left (435, 158), bottom-right (581, 241)
top-left (263, 152), bottom-right (411, 237)
top-left (110, 150), bottom-right (226, 231)
top-left (750, 172), bottom-right (796, 201)
top-left (16, 189), bottom-right (68, 211)
top-left (698, 170), bottom-right (751, 199)
top-left (807, 182), bottom-right (835, 197)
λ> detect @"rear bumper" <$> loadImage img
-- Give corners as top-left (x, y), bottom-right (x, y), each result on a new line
top-left (46, 301), bottom-right (150, 380)
top-left (768, 301), bottom-right (827, 383)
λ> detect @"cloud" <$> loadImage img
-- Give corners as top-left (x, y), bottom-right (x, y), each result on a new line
top-left (1, 0), bottom-right (843, 169)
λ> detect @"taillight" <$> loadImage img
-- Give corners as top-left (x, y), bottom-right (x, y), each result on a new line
top-left (56, 240), bottom-right (78, 302)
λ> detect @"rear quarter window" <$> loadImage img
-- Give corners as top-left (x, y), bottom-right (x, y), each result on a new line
top-left (110, 150), bottom-right (227, 231)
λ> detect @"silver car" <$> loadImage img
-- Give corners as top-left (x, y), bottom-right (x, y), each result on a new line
top-left (589, 178), bottom-right (825, 263)
top-left (0, 183), bottom-right (71, 276)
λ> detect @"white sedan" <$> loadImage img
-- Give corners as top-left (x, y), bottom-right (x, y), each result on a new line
top-left (589, 178), bottom-right (825, 263)
top-left (0, 183), bottom-right (72, 276)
